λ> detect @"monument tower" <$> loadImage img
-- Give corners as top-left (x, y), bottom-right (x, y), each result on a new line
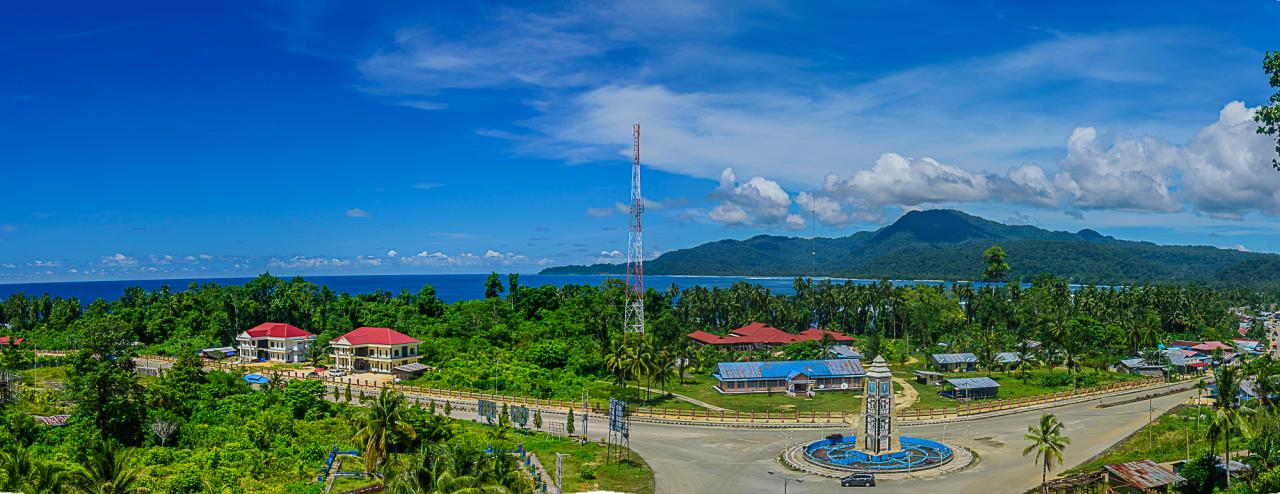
top-left (861, 355), bottom-right (897, 454)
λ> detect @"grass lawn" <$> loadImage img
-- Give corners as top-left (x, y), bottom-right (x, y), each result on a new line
top-left (456, 423), bottom-right (655, 494)
top-left (896, 366), bottom-right (1146, 411)
top-left (1065, 405), bottom-right (1222, 475)
top-left (18, 364), bottom-right (70, 386)
top-left (655, 374), bottom-right (864, 414)
top-left (329, 456), bottom-right (377, 493)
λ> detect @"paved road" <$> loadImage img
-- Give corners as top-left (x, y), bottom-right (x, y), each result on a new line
top-left (625, 388), bottom-right (1195, 494)
top-left (132, 356), bottom-right (1191, 493)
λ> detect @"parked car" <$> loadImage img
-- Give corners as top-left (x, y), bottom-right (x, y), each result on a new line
top-left (327, 368), bottom-right (346, 377)
top-left (841, 473), bottom-right (875, 487)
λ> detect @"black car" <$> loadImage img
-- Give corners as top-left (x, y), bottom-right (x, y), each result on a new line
top-left (841, 473), bottom-right (876, 487)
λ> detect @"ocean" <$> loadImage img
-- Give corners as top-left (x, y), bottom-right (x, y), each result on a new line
top-left (0, 274), bottom-right (1012, 305)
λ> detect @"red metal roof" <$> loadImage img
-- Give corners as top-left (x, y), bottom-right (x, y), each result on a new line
top-left (0, 336), bottom-right (24, 346)
top-left (243, 322), bottom-right (314, 339)
top-left (1188, 362), bottom-right (1209, 368)
top-left (1191, 341), bottom-right (1232, 352)
top-left (687, 323), bottom-right (854, 346)
top-left (336, 326), bottom-right (420, 346)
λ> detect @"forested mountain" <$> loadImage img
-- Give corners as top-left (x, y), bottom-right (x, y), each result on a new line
top-left (542, 209), bottom-right (1273, 287)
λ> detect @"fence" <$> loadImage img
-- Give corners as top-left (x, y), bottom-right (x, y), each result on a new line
top-left (114, 354), bottom-right (1165, 426)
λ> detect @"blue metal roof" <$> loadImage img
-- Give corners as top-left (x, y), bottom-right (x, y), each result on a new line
top-left (715, 359), bottom-right (865, 381)
top-left (946, 377), bottom-right (1000, 389)
top-left (828, 345), bottom-right (864, 359)
top-left (995, 352), bottom-right (1022, 364)
top-left (931, 353), bottom-right (977, 364)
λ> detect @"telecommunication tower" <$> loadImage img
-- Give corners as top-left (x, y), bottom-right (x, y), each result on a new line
top-left (624, 123), bottom-right (645, 336)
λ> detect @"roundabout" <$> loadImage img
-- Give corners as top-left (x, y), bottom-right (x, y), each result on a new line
top-left (779, 355), bottom-right (976, 479)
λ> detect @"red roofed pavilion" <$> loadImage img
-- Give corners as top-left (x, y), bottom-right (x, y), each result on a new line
top-left (687, 322), bottom-right (857, 351)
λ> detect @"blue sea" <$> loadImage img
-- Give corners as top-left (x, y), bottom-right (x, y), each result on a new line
top-left (0, 274), bottom-right (1015, 305)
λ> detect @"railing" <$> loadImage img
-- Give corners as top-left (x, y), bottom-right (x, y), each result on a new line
top-left (60, 351), bottom-right (1166, 425)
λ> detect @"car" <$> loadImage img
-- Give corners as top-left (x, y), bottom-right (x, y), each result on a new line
top-left (327, 368), bottom-right (347, 377)
top-left (840, 473), bottom-right (875, 487)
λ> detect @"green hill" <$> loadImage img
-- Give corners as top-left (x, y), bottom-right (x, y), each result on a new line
top-left (540, 209), bottom-right (1273, 286)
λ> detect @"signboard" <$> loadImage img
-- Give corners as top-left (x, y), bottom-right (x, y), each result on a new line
top-left (511, 405), bottom-right (530, 428)
top-left (608, 398), bottom-right (628, 435)
top-left (477, 400), bottom-right (498, 422)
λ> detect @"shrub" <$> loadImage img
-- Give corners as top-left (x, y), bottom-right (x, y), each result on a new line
top-left (579, 462), bottom-right (598, 480)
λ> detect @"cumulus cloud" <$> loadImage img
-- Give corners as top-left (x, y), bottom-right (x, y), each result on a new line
top-left (345, 208), bottom-right (370, 218)
top-left (708, 168), bottom-right (801, 229)
top-left (599, 250), bottom-right (622, 258)
top-left (100, 253), bottom-right (137, 266)
top-left (1177, 101), bottom-right (1280, 218)
top-left (1053, 127), bottom-right (1181, 212)
top-left (269, 256), bottom-right (353, 268)
top-left (387, 249), bottom-right (398, 258)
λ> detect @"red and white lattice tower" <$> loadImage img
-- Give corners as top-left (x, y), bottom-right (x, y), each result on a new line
top-left (624, 123), bottom-right (645, 335)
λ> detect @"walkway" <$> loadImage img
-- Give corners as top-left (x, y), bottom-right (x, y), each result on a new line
top-left (621, 382), bottom-right (726, 412)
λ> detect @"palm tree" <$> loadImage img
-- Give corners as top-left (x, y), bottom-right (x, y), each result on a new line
top-left (354, 388), bottom-right (417, 475)
top-left (1194, 378), bottom-right (1209, 436)
top-left (1210, 366), bottom-right (1252, 488)
top-left (1023, 413), bottom-right (1071, 493)
top-left (22, 461), bottom-right (66, 494)
top-left (68, 439), bottom-right (140, 494)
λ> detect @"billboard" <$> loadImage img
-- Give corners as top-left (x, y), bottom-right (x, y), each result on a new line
top-left (608, 398), bottom-right (628, 435)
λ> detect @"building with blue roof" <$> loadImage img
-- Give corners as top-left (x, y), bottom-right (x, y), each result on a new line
top-left (943, 377), bottom-right (1001, 400)
top-left (714, 359), bottom-right (866, 396)
top-left (929, 353), bottom-right (978, 372)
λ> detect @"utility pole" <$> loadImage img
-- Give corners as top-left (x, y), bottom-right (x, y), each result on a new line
top-left (1148, 396), bottom-right (1154, 451)
top-left (768, 471), bottom-right (803, 494)
top-left (581, 389), bottom-right (589, 439)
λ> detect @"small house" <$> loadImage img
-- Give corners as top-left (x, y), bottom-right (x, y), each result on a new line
top-left (914, 370), bottom-right (945, 386)
top-left (392, 362), bottom-right (430, 380)
top-left (827, 345), bottom-right (864, 360)
top-left (1103, 460), bottom-right (1184, 493)
top-left (200, 346), bottom-right (237, 360)
top-left (994, 352), bottom-right (1022, 368)
top-left (929, 353), bottom-right (978, 372)
top-left (943, 377), bottom-right (1000, 400)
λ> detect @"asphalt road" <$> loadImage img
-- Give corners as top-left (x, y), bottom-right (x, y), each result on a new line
top-left (624, 388), bottom-right (1196, 494)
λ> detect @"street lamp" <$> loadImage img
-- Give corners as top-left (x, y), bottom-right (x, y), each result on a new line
top-left (767, 471), bottom-right (803, 494)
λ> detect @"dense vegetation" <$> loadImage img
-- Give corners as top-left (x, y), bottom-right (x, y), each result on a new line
top-left (543, 209), bottom-right (1280, 288)
top-left (0, 268), bottom-right (1266, 403)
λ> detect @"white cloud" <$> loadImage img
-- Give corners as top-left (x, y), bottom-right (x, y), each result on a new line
top-left (1053, 127), bottom-right (1181, 212)
top-left (386, 249), bottom-right (398, 258)
top-left (1177, 101), bottom-right (1280, 217)
top-left (412, 182), bottom-right (445, 190)
top-left (795, 192), bottom-right (849, 226)
top-left (345, 208), bottom-right (370, 218)
top-left (824, 153), bottom-right (994, 211)
top-left (585, 207), bottom-right (614, 218)
top-left (269, 256), bottom-right (353, 268)
top-left (2, 263), bottom-right (16, 269)
top-left (707, 168), bottom-right (800, 229)
top-left (600, 250), bottom-right (622, 257)
top-left (100, 253), bottom-right (137, 266)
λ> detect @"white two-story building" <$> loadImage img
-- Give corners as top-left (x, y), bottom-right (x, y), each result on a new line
top-left (330, 326), bottom-right (422, 373)
top-left (236, 322), bottom-right (316, 363)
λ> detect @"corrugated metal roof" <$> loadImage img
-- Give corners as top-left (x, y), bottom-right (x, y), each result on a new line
top-left (995, 352), bottom-right (1022, 364)
top-left (946, 377), bottom-right (1000, 389)
top-left (931, 353), bottom-right (977, 364)
top-left (828, 345), bottom-right (864, 359)
top-left (715, 359), bottom-right (865, 380)
top-left (1104, 460), bottom-right (1184, 489)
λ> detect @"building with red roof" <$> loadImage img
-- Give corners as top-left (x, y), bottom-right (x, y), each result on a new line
top-left (687, 322), bottom-right (855, 351)
top-left (0, 336), bottom-right (25, 347)
top-left (236, 322), bottom-right (316, 363)
top-left (330, 327), bottom-right (422, 374)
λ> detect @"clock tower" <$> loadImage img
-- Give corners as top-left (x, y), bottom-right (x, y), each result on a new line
top-left (861, 355), bottom-right (897, 454)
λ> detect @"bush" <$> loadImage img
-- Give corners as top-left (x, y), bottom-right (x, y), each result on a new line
top-left (1037, 372), bottom-right (1073, 388)
top-left (1176, 453), bottom-right (1218, 494)
top-left (579, 462), bottom-right (598, 480)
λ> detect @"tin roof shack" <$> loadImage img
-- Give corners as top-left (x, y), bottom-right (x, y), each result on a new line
top-left (942, 377), bottom-right (1000, 400)
top-left (1103, 460), bottom-right (1184, 493)
top-left (392, 362), bottom-right (430, 380)
top-left (713, 359), bottom-right (865, 397)
top-left (929, 353), bottom-right (977, 372)
top-left (200, 346), bottom-right (237, 360)
top-left (914, 370), bottom-right (945, 386)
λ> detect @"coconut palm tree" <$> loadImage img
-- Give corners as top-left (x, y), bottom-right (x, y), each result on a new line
top-left (354, 388), bottom-right (417, 475)
top-left (68, 439), bottom-right (140, 494)
top-left (1023, 413), bottom-right (1070, 493)
top-left (22, 460), bottom-right (66, 494)
top-left (1210, 366), bottom-right (1252, 488)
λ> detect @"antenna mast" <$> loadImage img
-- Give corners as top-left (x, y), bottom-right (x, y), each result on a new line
top-left (624, 123), bottom-right (645, 336)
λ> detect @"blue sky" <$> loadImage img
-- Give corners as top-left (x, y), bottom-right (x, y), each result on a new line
top-left (2, 1), bottom-right (1279, 282)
